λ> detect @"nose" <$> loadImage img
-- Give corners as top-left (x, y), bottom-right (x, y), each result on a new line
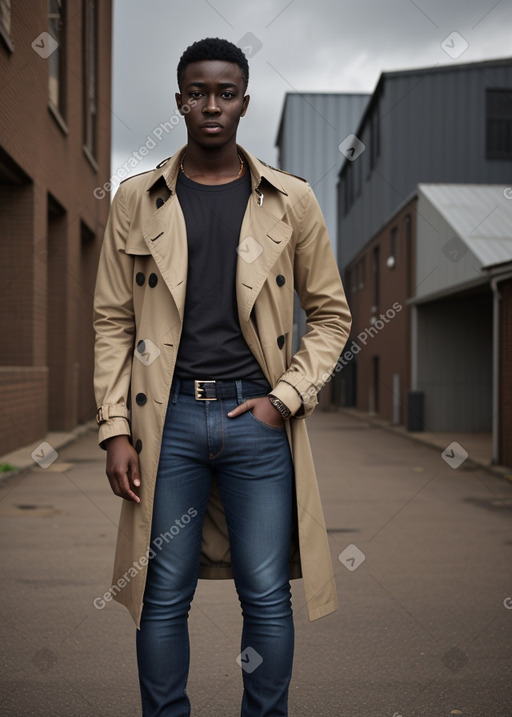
top-left (203, 93), bottom-right (220, 114)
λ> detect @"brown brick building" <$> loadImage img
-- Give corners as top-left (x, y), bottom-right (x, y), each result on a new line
top-left (0, 0), bottom-right (112, 455)
top-left (344, 199), bottom-right (416, 425)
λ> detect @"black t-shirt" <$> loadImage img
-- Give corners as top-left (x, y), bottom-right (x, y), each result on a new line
top-left (174, 170), bottom-right (266, 381)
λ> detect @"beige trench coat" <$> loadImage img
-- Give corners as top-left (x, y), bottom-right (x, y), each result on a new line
top-left (93, 145), bottom-right (351, 628)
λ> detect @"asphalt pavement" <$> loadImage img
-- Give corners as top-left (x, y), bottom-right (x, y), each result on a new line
top-left (1, 409), bottom-right (511, 717)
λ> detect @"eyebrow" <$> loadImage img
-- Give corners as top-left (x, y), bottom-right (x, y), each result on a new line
top-left (185, 81), bottom-right (238, 90)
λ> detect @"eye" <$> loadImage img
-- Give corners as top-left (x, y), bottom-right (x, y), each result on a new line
top-left (190, 91), bottom-right (203, 98)
top-left (221, 91), bottom-right (235, 99)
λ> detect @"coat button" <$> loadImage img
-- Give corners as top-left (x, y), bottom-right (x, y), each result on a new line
top-left (137, 339), bottom-right (145, 353)
top-left (156, 197), bottom-right (164, 209)
top-left (276, 274), bottom-right (286, 287)
top-left (148, 273), bottom-right (158, 288)
top-left (136, 272), bottom-right (145, 286)
top-left (134, 439), bottom-right (143, 453)
top-left (277, 335), bottom-right (285, 349)
top-left (136, 392), bottom-right (147, 406)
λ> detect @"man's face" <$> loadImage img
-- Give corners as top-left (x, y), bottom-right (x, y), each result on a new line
top-left (176, 60), bottom-right (249, 149)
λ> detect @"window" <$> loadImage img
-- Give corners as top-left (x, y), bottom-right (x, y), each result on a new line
top-left (486, 89), bottom-right (512, 159)
top-left (371, 356), bottom-right (379, 414)
top-left (358, 256), bottom-right (366, 290)
top-left (343, 165), bottom-right (354, 216)
top-left (370, 103), bottom-right (380, 170)
top-left (48, 0), bottom-right (66, 118)
top-left (404, 214), bottom-right (413, 297)
top-left (0, 0), bottom-right (12, 50)
top-left (83, 0), bottom-right (98, 157)
top-left (390, 226), bottom-right (398, 260)
top-left (355, 148), bottom-right (362, 197)
top-left (372, 245), bottom-right (380, 310)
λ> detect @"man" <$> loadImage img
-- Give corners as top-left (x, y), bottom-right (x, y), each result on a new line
top-left (94, 37), bottom-right (351, 717)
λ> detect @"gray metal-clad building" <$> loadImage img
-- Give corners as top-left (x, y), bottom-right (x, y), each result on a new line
top-left (337, 57), bottom-right (512, 272)
top-left (412, 183), bottom-right (512, 442)
top-left (276, 92), bottom-right (370, 258)
top-left (275, 92), bottom-right (369, 359)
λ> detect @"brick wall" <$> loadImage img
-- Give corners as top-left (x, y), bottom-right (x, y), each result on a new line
top-left (0, 0), bottom-right (112, 455)
top-left (342, 199), bottom-right (416, 424)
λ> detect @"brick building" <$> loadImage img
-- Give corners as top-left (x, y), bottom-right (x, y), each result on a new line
top-left (0, 0), bottom-right (112, 455)
top-left (344, 198), bottom-right (416, 424)
top-left (346, 183), bottom-right (512, 467)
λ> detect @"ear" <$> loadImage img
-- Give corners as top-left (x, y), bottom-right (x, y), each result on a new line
top-left (175, 92), bottom-right (184, 115)
top-left (241, 94), bottom-right (250, 118)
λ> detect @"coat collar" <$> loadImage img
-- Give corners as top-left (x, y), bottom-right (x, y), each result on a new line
top-left (140, 144), bottom-right (294, 334)
top-left (144, 144), bottom-right (289, 197)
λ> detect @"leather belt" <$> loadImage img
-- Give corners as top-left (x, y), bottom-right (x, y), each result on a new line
top-left (178, 379), bottom-right (269, 401)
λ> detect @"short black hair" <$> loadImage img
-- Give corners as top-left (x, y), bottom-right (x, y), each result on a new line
top-left (177, 38), bottom-right (249, 92)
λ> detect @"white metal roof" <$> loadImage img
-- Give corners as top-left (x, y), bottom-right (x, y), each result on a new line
top-left (418, 184), bottom-right (512, 268)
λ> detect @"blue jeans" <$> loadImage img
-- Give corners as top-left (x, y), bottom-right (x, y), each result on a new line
top-left (136, 379), bottom-right (294, 717)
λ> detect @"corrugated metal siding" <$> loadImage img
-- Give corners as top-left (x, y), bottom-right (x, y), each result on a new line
top-left (416, 294), bottom-right (493, 431)
top-left (338, 59), bottom-right (512, 271)
top-left (276, 92), bottom-right (369, 257)
top-left (416, 189), bottom-right (483, 300)
top-left (419, 184), bottom-right (512, 268)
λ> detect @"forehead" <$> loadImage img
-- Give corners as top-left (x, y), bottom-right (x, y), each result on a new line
top-left (181, 60), bottom-right (244, 87)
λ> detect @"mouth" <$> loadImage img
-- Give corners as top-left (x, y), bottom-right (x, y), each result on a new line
top-left (201, 122), bottom-right (223, 133)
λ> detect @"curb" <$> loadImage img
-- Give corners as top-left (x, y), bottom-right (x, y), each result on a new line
top-left (338, 407), bottom-right (512, 483)
top-left (0, 420), bottom-right (98, 483)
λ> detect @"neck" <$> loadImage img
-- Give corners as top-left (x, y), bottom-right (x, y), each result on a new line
top-left (181, 140), bottom-right (243, 184)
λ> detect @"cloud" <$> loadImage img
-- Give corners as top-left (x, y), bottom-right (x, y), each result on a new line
top-left (111, 0), bottom-right (512, 177)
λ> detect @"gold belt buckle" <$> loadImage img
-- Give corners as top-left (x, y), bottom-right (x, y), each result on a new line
top-left (194, 380), bottom-right (217, 400)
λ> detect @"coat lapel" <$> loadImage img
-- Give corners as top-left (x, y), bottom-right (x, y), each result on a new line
top-left (236, 195), bottom-right (293, 323)
top-left (140, 145), bottom-right (294, 326)
top-left (141, 193), bottom-right (188, 321)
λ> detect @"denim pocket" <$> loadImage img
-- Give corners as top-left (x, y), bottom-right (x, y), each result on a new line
top-left (247, 409), bottom-right (285, 432)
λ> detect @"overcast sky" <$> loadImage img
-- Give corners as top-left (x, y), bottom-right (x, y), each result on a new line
top-left (111, 0), bottom-right (512, 185)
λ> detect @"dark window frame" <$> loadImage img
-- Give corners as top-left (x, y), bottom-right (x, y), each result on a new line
top-left (48, 0), bottom-right (67, 121)
top-left (404, 213), bottom-right (413, 298)
top-left (0, 0), bottom-right (13, 51)
top-left (486, 88), bottom-right (512, 160)
top-left (83, 0), bottom-right (98, 160)
top-left (372, 245), bottom-right (380, 310)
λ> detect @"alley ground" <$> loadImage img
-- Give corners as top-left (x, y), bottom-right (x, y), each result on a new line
top-left (0, 409), bottom-right (511, 717)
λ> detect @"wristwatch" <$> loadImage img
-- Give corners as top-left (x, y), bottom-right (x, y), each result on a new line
top-left (268, 394), bottom-right (292, 420)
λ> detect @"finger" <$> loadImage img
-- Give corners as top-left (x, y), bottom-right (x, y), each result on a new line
top-left (108, 468), bottom-right (141, 503)
top-left (118, 473), bottom-right (141, 503)
top-left (227, 399), bottom-right (253, 417)
top-left (129, 457), bottom-right (141, 488)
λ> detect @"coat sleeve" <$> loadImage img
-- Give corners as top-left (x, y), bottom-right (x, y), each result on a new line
top-left (270, 185), bottom-right (352, 418)
top-left (93, 183), bottom-right (136, 448)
